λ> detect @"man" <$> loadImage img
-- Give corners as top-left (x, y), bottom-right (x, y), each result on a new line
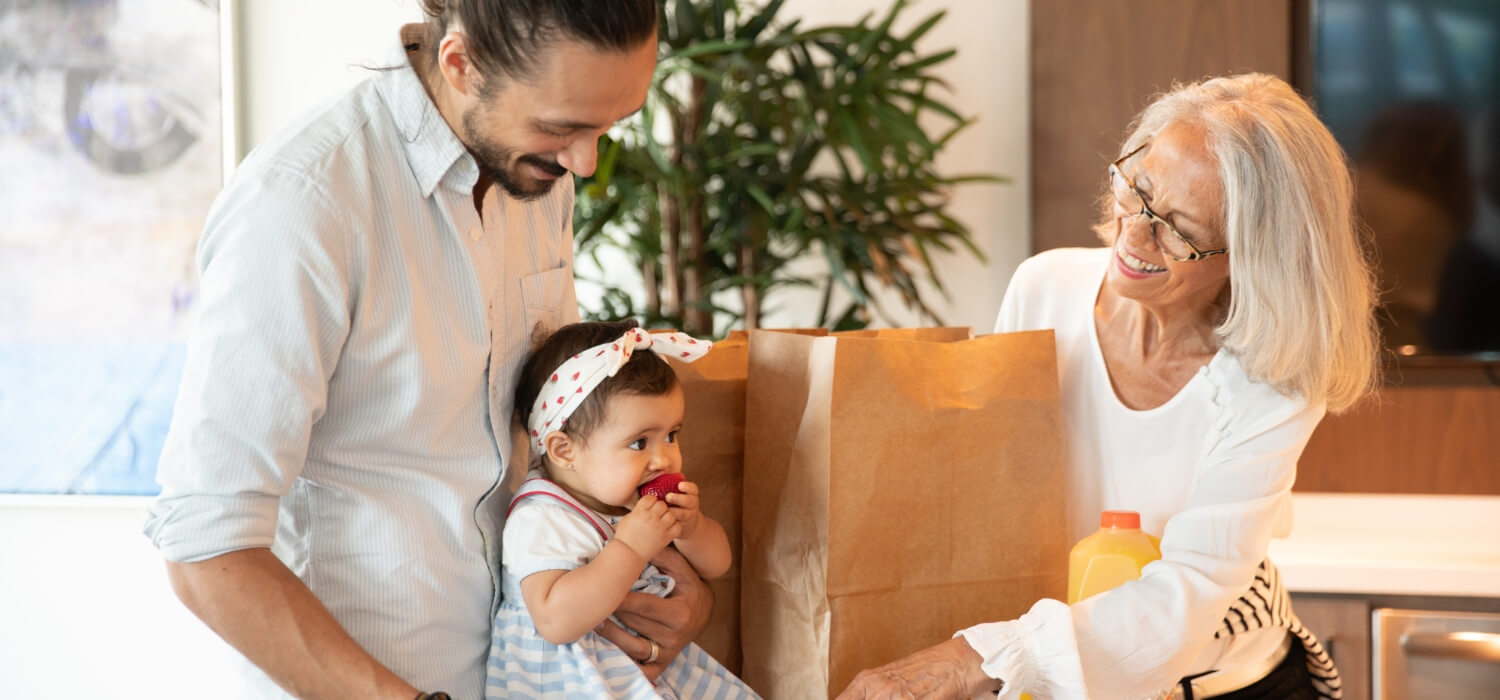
top-left (144, 2), bottom-right (711, 698)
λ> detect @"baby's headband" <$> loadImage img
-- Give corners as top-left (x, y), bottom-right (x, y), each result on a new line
top-left (527, 328), bottom-right (711, 455)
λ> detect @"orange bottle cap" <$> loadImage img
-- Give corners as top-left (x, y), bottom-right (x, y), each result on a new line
top-left (1100, 510), bottom-right (1141, 529)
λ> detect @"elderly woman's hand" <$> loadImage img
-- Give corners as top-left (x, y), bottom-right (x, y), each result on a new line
top-left (836, 637), bottom-right (1002, 699)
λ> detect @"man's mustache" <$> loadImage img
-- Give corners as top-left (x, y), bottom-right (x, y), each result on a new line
top-left (518, 154), bottom-right (567, 178)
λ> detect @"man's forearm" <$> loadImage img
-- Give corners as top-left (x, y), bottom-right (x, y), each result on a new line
top-left (166, 548), bottom-right (418, 700)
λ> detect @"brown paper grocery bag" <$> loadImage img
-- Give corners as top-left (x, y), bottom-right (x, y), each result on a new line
top-left (740, 328), bottom-right (1068, 699)
top-left (668, 335), bottom-right (750, 673)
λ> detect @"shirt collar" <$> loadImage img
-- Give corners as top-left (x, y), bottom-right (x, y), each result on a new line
top-left (375, 27), bottom-right (478, 198)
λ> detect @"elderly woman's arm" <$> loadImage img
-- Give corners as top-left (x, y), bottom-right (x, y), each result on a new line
top-left (843, 390), bottom-right (1325, 700)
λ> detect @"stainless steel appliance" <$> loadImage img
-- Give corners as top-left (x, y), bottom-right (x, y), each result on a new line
top-left (1373, 608), bottom-right (1500, 699)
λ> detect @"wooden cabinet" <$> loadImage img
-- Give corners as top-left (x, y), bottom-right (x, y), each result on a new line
top-left (1298, 384), bottom-right (1500, 495)
top-left (1292, 593), bottom-right (1500, 700)
top-left (1292, 595), bottom-right (1372, 700)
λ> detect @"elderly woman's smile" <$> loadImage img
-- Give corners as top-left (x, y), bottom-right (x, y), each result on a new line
top-left (1115, 246), bottom-right (1167, 275)
top-left (1102, 121), bottom-right (1230, 313)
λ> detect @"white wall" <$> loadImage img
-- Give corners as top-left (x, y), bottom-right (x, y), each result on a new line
top-left (0, 2), bottom-right (1028, 697)
top-left (236, 0), bottom-right (424, 152)
top-left (0, 496), bottom-right (244, 696)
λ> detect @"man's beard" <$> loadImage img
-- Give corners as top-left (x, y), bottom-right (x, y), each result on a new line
top-left (462, 107), bottom-right (568, 202)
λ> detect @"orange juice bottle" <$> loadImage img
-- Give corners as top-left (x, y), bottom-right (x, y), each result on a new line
top-left (1067, 510), bottom-right (1162, 604)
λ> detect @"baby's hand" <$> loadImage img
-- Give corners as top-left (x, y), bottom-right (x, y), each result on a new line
top-left (665, 480), bottom-right (702, 538)
top-left (614, 495), bottom-right (680, 560)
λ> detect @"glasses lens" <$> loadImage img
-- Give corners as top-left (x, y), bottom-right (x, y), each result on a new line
top-left (1111, 166), bottom-right (1196, 260)
top-left (1156, 226), bottom-right (1194, 260)
top-left (1110, 167), bottom-right (1141, 212)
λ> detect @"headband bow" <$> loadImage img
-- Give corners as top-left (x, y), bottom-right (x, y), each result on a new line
top-left (527, 329), bottom-right (712, 454)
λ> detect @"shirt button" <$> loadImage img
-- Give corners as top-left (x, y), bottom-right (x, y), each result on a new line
top-left (469, 228), bottom-right (481, 241)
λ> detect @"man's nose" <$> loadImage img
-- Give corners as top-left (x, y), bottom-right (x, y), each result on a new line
top-left (558, 138), bottom-right (599, 178)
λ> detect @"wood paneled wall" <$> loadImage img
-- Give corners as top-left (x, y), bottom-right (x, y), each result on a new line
top-left (1298, 383), bottom-right (1500, 495)
top-left (1031, 0), bottom-right (1292, 251)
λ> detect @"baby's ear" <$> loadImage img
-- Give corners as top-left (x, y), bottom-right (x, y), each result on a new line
top-left (544, 431), bottom-right (576, 468)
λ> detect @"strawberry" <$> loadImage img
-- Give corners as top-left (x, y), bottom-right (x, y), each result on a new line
top-left (638, 473), bottom-right (685, 502)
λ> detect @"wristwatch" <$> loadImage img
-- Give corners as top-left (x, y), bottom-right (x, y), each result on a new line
top-left (414, 693), bottom-right (451, 700)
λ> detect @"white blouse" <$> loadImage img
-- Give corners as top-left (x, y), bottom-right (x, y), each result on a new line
top-left (960, 248), bottom-right (1325, 699)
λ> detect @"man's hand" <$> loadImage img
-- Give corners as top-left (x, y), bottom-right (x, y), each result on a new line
top-left (835, 638), bottom-right (1001, 700)
top-left (596, 546), bottom-right (713, 680)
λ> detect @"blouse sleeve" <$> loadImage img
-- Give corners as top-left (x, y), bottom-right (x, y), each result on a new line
top-left (959, 378), bottom-right (1326, 700)
top-left (993, 255), bottom-right (1042, 334)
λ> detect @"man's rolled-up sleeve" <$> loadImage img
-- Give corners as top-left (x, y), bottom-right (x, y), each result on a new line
top-left (144, 166), bottom-right (352, 563)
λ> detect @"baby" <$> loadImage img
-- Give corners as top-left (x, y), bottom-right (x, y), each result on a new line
top-left (485, 320), bottom-right (759, 699)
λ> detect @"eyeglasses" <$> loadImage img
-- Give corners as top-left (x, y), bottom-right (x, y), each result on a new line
top-left (1108, 142), bottom-right (1227, 262)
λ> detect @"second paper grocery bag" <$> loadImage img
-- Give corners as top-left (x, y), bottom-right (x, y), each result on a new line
top-left (740, 328), bottom-right (1068, 699)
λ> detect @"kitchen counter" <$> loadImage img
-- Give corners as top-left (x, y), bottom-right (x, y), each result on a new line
top-left (1268, 493), bottom-right (1500, 598)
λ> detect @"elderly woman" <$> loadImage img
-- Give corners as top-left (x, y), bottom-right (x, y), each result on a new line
top-left (838, 73), bottom-right (1381, 700)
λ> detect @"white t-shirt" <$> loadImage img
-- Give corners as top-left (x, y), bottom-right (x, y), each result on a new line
top-left (502, 497), bottom-right (618, 582)
top-left (960, 248), bottom-right (1326, 699)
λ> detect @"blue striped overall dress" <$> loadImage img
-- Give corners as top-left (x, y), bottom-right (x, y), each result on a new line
top-left (485, 476), bottom-right (760, 699)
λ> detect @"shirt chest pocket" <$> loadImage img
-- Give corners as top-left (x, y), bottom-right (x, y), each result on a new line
top-left (520, 266), bottom-right (573, 340)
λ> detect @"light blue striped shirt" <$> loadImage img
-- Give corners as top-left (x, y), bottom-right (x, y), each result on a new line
top-left (144, 36), bottom-right (579, 699)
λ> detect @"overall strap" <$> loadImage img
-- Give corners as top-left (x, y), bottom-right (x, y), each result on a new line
top-left (507, 477), bottom-right (616, 542)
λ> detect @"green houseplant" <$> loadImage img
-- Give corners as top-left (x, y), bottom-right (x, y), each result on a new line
top-left (574, 0), bottom-right (1001, 336)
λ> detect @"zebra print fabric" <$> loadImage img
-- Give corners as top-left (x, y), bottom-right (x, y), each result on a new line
top-left (1211, 560), bottom-right (1342, 699)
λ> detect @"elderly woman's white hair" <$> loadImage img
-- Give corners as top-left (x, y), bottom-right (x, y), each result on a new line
top-left (1103, 73), bottom-right (1381, 413)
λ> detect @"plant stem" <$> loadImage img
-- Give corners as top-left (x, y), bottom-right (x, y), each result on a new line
top-left (817, 276), bottom-right (834, 328)
top-left (739, 240), bottom-right (760, 330)
top-left (642, 256), bottom-right (660, 319)
top-left (682, 74), bottom-right (712, 334)
top-left (658, 182), bottom-right (681, 320)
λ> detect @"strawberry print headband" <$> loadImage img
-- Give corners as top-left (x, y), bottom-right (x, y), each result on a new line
top-left (527, 329), bottom-right (712, 454)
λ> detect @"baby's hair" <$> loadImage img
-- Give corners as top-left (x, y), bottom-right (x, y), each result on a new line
top-left (515, 320), bottom-right (680, 471)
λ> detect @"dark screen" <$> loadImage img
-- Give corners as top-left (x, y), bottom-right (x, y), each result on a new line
top-left (1313, 0), bottom-right (1500, 357)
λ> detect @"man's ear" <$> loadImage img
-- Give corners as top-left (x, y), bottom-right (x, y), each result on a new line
top-left (544, 431), bottom-right (576, 469)
top-left (436, 30), bottom-right (481, 97)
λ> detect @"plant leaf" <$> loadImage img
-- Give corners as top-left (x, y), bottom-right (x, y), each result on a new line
top-left (740, 0), bottom-right (785, 41)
